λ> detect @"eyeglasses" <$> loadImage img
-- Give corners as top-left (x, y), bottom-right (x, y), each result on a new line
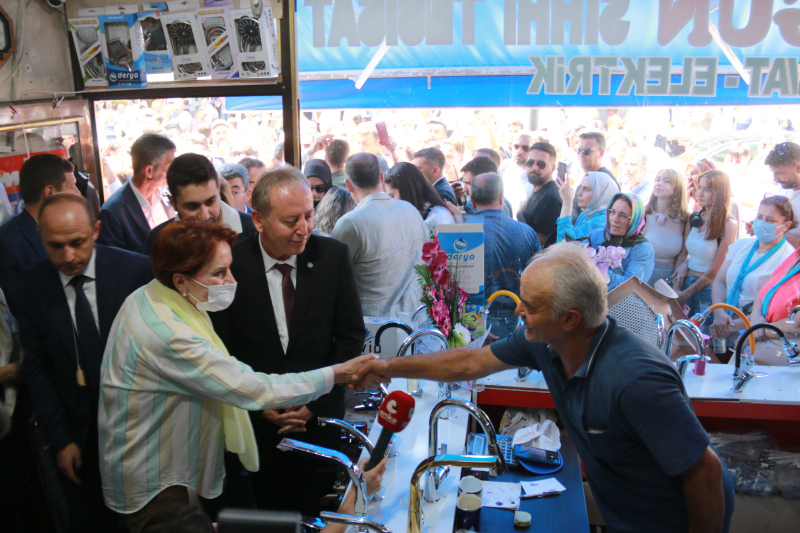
top-left (513, 144), bottom-right (532, 152)
top-left (607, 209), bottom-right (632, 221)
top-left (310, 185), bottom-right (328, 194)
top-left (576, 148), bottom-right (599, 156)
top-left (525, 159), bottom-right (547, 170)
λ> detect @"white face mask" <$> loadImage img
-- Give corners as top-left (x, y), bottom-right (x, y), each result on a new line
top-left (187, 277), bottom-right (237, 312)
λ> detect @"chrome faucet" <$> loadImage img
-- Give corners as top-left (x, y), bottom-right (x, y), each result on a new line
top-left (277, 439), bottom-right (368, 525)
top-left (424, 398), bottom-right (507, 502)
top-left (788, 306), bottom-right (800, 323)
top-left (409, 454), bottom-right (502, 533)
top-left (656, 313), bottom-right (666, 349)
top-left (664, 319), bottom-right (709, 380)
top-left (318, 418), bottom-right (374, 454)
top-left (733, 324), bottom-right (799, 383)
top-left (396, 328), bottom-right (449, 396)
top-left (320, 511), bottom-right (392, 533)
top-left (411, 304), bottom-right (428, 326)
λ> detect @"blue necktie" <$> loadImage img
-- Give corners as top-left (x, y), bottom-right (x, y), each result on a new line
top-left (70, 274), bottom-right (102, 401)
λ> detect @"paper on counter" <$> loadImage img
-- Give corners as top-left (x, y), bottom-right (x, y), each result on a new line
top-left (520, 478), bottom-right (566, 498)
top-left (481, 481), bottom-right (521, 510)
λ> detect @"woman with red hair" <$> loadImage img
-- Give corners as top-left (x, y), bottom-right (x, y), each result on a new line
top-left (98, 218), bottom-right (377, 532)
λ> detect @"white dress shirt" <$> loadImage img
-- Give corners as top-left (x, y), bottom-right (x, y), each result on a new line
top-left (58, 250), bottom-right (99, 333)
top-left (131, 184), bottom-right (174, 229)
top-left (258, 238), bottom-right (297, 353)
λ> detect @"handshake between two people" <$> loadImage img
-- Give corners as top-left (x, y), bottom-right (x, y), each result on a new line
top-left (332, 354), bottom-right (392, 391)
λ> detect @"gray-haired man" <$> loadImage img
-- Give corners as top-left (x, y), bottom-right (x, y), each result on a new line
top-left (358, 242), bottom-right (735, 533)
top-left (218, 162), bottom-right (251, 213)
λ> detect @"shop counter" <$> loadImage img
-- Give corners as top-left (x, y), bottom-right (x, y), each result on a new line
top-left (475, 365), bottom-right (800, 445)
top-left (344, 378), bottom-right (587, 532)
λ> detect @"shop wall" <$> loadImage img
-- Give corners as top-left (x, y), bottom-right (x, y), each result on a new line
top-left (0, 0), bottom-right (73, 103)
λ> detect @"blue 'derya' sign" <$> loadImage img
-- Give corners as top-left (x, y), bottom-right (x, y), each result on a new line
top-left (298, 0), bottom-right (800, 105)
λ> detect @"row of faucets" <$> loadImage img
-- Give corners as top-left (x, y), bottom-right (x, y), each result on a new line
top-left (279, 397), bottom-right (505, 533)
top-left (663, 304), bottom-right (800, 393)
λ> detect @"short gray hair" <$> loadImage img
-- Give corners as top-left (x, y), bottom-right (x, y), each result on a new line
top-left (217, 163), bottom-right (250, 188)
top-left (251, 165), bottom-right (309, 216)
top-left (471, 173), bottom-right (503, 206)
top-left (531, 242), bottom-right (607, 328)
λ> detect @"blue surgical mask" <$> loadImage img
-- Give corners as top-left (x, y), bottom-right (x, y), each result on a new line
top-left (752, 220), bottom-right (784, 243)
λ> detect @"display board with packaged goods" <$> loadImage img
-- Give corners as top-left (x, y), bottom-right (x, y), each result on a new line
top-left (68, 1), bottom-right (281, 89)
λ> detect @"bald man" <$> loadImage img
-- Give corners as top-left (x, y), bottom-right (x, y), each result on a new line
top-left (7, 194), bottom-right (152, 532)
top-left (357, 242), bottom-right (734, 533)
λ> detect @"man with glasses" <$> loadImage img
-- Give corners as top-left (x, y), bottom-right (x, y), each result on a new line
top-left (766, 141), bottom-right (800, 247)
top-left (571, 131), bottom-right (617, 221)
top-left (517, 142), bottom-right (563, 247)
top-left (303, 159), bottom-right (332, 209)
top-left (498, 131), bottom-right (535, 217)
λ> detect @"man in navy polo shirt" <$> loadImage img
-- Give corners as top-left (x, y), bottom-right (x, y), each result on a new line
top-left (359, 242), bottom-right (734, 533)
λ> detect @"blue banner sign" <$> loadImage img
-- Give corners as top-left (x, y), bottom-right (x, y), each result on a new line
top-left (284, 0), bottom-right (800, 107)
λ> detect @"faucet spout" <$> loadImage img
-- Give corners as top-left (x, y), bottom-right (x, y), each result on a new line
top-left (320, 511), bottom-right (392, 533)
top-left (409, 454), bottom-right (502, 533)
top-left (375, 321), bottom-right (414, 351)
top-left (664, 319), bottom-right (706, 380)
top-left (277, 439), bottom-right (368, 519)
top-left (734, 323), bottom-right (798, 379)
top-left (424, 398), bottom-right (506, 501)
top-left (318, 418), bottom-right (374, 454)
top-left (396, 328), bottom-right (449, 397)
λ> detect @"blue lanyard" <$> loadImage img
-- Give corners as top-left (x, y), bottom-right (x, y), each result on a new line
top-left (726, 237), bottom-right (786, 312)
top-left (762, 253), bottom-right (800, 316)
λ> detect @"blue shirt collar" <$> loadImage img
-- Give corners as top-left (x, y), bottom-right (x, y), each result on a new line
top-left (547, 318), bottom-right (612, 379)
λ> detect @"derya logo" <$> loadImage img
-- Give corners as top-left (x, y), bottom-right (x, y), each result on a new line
top-left (109, 72), bottom-right (117, 82)
top-left (454, 237), bottom-right (468, 252)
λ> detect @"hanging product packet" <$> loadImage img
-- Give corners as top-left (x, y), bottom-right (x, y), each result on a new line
top-left (98, 13), bottom-right (148, 89)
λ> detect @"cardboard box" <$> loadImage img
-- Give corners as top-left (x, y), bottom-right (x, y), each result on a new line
top-left (196, 7), bottom-right (237, 79)
top-left (229, 7), bottom-right (279, 78)
top-left (161, 10), bottom-right (211, 80)
top-left (136, 11), bottom-right (173, 74)
top-left (69, 18), bottom-right (108, 88)
top-left (98, 14), bottom-right (148, 89)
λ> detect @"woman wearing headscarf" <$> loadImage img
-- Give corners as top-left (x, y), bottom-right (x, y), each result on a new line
top-left (587, 193), bottom-right (655, 291)
top-left (556, 171), bottom-right (620, 242)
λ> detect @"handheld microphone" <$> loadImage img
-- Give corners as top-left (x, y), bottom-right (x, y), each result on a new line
top-left (365, 390), bottom-right (415, 470)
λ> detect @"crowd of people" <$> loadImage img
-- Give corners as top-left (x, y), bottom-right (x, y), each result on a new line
top-left (2, 102), bottom-right (800, 532)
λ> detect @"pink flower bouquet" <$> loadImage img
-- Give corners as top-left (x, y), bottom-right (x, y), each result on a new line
top-left (584, 243), bottom-right (626, 283)
top-left (416, 230), bottom-right (472, 347)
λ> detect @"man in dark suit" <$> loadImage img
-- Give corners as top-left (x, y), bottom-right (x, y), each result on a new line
top-left (8, 194), bottom-right (152, 532)
top-left (211, 165), bottom-right (365, 516)
top-left (142, 154), bottom-right (257, 255)
top-left (0, 154), bottom-right (79, 294)
top-left (413, 146), bottom-right (457, 204)
top-left (98, 133), bottom-right (176, 253)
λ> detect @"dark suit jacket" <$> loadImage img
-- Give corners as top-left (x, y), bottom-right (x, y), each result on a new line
top-left (97, 181), bottom-right (152, 253)
top-left (8, 245), bottom-right (153, 453)
top-left (0, 210), bottom-right (46, 295)
top-left (141, 210), bottom-right (257, 255)
top-left (210, 234), bottom-right (365, 433)
top-left (434, 177), bottom-right (457, 205)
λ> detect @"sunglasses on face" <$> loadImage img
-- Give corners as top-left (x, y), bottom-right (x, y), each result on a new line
top-left (576, 147), bottom-right (598, 156)
top-left (525, 159), bottom-right (547, 170)
top-left (514, 144), bottom-right (532, 152)
top-left (310, 185), bottom-right (328, 194)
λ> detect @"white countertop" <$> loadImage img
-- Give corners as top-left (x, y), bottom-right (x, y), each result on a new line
top-left (349, 378), bottom-right (473, 533)
top-left (477, 364), bottom-right (800, 405)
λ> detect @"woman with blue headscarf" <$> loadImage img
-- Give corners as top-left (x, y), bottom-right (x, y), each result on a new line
top-left (587, 193), bottom-right (655, 291)
top-left (557, 171), bottom-right (620, 242)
